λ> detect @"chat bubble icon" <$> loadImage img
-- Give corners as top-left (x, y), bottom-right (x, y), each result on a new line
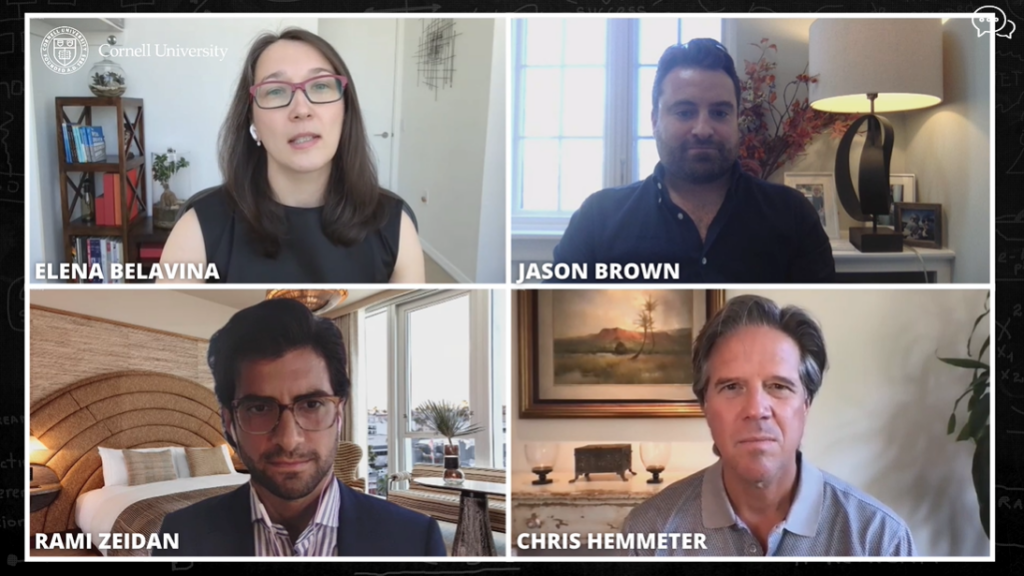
top-left (973, 6), bottom-right (1007, 36)
top-left (997, 19), bottom-right (1016, 39)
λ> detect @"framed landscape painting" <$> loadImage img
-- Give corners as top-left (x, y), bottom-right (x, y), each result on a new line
top-left (517, 289), bottom-right (725, 418)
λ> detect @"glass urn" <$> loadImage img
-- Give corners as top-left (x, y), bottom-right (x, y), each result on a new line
top-left (524, 443), bottom-right (558, 485)
top-left (88, 36), bottom-right (127, 97)
top-left (640, 442), bottom-right (671, 484)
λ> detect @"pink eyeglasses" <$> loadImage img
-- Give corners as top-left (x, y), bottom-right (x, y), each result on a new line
top-left (250, 74), bottom-right (349, 109)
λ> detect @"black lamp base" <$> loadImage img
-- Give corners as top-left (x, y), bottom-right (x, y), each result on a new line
top-left (850, 226), bottom-right (903, 253)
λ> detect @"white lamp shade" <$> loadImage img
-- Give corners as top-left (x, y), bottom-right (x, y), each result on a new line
top-left (808, 19), bottom-right (943, 113)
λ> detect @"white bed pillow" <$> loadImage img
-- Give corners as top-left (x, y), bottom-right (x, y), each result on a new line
top-left (98, 447), bottom-right (192, 485)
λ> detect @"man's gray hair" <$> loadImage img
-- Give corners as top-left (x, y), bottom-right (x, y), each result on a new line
top-left (693, 294), bottom-right (828, 408)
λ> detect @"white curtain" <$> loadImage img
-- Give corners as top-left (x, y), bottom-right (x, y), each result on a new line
top-left (333, 311), bottom-right (368, 479)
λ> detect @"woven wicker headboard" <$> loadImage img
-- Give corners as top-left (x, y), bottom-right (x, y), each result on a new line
top-left (29, 370), bottom-right (229, 534)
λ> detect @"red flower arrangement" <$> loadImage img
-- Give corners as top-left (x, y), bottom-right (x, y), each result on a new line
top-left (738, 38), bottom-right (859, 181)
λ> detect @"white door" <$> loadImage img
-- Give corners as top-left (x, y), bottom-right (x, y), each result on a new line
top-left (319, 19), bottom-right (397, 190)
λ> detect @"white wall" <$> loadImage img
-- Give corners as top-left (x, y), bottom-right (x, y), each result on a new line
top-left (476, 20), bottom-right (508, 283)
top-left (28, 17), bottom-right (317, 283)
top-left (902, 19), bottom-right (991, 283)
top-left (395, 19), bottom-right (501, 283)
top-left (512, 288), bottom-right (990, 556)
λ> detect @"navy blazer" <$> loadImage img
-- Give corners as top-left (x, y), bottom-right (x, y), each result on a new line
top-left (151, 479), bottom-right (446, 556)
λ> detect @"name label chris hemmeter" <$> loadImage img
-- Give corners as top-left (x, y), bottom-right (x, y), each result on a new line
top-left (515, 262), bottom-right (681, 283)
top-left (35, 263), bottom-right (220, 282)
top-left (35, 532), bottom-right (179, 551)
top-left (516, 532), bottom-right (708, 550)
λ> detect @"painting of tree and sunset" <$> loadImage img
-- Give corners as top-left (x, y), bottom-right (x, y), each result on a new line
top-left (551, 290), bottom-right (693, 385)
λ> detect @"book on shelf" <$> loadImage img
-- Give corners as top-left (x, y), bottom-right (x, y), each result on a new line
top-left (71, 236), bottom-right (125, 284)
top-left (61, 123), bottom-right (106, 164)
top-left (95, 169), bottom-right (142, 226)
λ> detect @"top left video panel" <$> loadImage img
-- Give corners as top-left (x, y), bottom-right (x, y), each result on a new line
top-left (28, 16), bottom-right (507, 285)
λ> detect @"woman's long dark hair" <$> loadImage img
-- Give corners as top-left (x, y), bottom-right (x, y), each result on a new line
top-left (219, 27), bottom-right (391, 258)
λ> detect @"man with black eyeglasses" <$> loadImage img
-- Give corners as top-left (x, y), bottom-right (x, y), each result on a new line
top-left (549, 39), bottom-right (836, 283)
top-left (154, 299), bottom-right (445, 556)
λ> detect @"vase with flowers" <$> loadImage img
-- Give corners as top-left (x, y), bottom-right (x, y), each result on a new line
top-left (737, 38), bottom-right (859, 181)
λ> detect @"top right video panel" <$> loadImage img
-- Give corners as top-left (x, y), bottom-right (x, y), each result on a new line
top-left (509, 16), bottom-right (992, 285)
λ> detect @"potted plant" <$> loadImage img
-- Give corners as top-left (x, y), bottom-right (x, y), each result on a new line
top-left (152, 148), bottom-right (190, 229)
top-left (413, 400), bottom-right (484, 485)
top-left (940, 291), bottom-right (990, 539)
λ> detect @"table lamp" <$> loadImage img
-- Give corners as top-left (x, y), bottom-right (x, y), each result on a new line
top-left (29, 436), bottom-right (47, 487)
top-left (808, 18), bottom-right (943, 252)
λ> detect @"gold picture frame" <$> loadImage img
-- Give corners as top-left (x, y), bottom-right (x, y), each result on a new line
top-left (518, 289), bottom-right (725, 418)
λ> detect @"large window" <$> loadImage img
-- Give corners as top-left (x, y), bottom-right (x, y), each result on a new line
top-left (364, 309), bottom-right (390, 496)
top-left (512, 18), bottom-right (723, 235)
top-left (363, 290), bottom-right (503, 496)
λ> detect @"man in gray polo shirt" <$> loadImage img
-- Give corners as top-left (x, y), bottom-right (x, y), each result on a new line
top-left (622, 295), bottom-right (916, 556)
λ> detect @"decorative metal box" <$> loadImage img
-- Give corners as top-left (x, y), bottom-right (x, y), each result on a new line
top-left (570, 444), bottom-right (635, 482)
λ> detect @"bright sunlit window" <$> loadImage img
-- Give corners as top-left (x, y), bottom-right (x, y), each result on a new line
top-left (362, 290), bottom-right (502, 497)
top-left (512, 18), bottom-right (723, 235)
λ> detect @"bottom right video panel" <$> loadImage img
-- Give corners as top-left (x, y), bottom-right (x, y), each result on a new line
top-left (510, 288), bottom-right (991, 558)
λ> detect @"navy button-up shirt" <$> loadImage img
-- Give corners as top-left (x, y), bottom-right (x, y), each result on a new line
top-left (549, 162), bottom-right (836, 283)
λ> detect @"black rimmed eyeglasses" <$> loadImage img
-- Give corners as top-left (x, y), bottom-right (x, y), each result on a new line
top-left (230, 396), bottom-right (343, 434)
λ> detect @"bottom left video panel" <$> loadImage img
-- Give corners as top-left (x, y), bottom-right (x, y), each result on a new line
top-left (27, 288), bottom-right (509, 559)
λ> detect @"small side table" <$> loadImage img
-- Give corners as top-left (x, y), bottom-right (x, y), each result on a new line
top-left (30, 483), bottom-right (61, 513)
top-left (414, 477), bottom-right (505, 557)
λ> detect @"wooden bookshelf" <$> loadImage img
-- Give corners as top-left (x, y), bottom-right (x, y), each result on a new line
top-left (55, 96), bottom-right (153, 283)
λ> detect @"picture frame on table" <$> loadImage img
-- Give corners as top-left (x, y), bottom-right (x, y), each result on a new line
top-left (877, 174), bottom-right (917, 228)
top-left (517, 289), bottom-right (725, 418)
top-left (784, 173), bottom-right (840, 240)
top-left (895, 202), bottom-right (942, 249)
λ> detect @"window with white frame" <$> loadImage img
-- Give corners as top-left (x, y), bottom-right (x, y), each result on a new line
top-left (511, 17), bottom-right (723, 236)
top-left (363, 290), bottom-right (503, 496)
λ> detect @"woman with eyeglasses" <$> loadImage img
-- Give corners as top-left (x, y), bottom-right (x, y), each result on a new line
top-left (159, 28), bottom-right (425, 283)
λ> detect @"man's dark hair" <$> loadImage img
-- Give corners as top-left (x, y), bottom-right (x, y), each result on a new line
top-left (652, 39), bottom-right (742, 114)
top-left (208, 298), bottom-right (350, 408)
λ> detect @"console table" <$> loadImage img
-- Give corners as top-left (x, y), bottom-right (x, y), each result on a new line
top-left (831, 239), bottom-right (956, 283)
top-left (511, 470), bottom-right (697, 556)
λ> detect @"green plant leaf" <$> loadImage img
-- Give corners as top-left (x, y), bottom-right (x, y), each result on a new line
top-left (947, 413), bottom-right (956, 435)
top-left (938, 357), bottom-right (989, 370)
top-left (956, 421), bottom-right (973, 441)
top-left (968, 391), bottom-right (989, 441)
top-left (972, 427), bottom-right (990, 539)
top-left (967, 307), bottom-right (990, 356)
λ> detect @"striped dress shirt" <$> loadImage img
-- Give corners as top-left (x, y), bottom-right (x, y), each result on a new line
top-left (622, 452), bottom-right (917, 556)
top-left (249, 478), bottom-right (340, 556)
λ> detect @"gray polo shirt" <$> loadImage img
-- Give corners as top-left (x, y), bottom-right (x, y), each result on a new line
top-left (621, 454), bottom-right (916, 556)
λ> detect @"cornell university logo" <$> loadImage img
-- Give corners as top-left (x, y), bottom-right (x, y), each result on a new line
top-left (41, 27), bottom-right (89, 74)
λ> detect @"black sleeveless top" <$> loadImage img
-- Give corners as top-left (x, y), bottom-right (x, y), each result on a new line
top-left (190, 186), bottom-right (416, 283)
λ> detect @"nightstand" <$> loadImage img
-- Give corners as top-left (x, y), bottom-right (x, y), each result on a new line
top-left (30, 483), bottom-right (61, 513)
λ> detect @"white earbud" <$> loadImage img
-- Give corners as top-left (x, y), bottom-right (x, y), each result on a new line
top-left (249, 124), bottom-right (261, 147)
